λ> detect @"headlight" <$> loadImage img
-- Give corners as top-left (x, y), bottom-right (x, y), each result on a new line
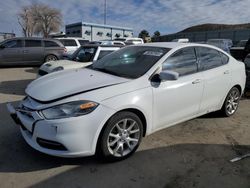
top-left (52, 66), bottom-right (64, 72)
top-left (41, 100), bottom-right (98, 119)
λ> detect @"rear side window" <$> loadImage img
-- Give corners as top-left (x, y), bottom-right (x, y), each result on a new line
top-left (25, 40), bottom-right (42, 47)
top-left (2, 39), bottom-right (22, 48)
top-left (59, 39), bottom-right (77, 46)
top-left (197, 47), bottom-right (223, 71)
top-left (97, 50), bottom-right (114, 60)
top-left (220, 52), bottom-right (229, 65)
top-left (44, 41), bottom-right (60, 47)
top-left (162, 47), bottom-right (198, 76)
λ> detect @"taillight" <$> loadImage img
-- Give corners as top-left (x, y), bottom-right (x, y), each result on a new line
top-left (64, 48), bottom-right (67, 53)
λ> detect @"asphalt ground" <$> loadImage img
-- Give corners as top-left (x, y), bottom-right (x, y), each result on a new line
top-left (0, 67), bottom-right (250, 188)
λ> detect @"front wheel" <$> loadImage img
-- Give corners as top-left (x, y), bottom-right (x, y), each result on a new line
top-left (97, 111), bottom-right (143, 161)
top-left (221, 87), bottom-right (241, 117)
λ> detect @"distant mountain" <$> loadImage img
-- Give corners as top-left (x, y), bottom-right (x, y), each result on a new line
top-left (179, 23), bottom-right (250, 33)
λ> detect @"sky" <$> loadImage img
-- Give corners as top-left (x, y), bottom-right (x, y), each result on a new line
top-left (1, 0), bottom-right (250, 37)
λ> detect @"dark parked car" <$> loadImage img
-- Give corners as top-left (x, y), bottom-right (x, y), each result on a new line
top-left (0, 37), bottom-right (65, 66)
top-left (244, 54), bottom-right (250, 91)
top-left (230, 39), bottom-right (250, 61)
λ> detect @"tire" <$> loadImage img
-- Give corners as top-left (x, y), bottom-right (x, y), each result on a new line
top-left (220, 87), bottom-right (241, 117)
top-left (97, 111), bottom-right (143, 162)
top-left (44, 55), bottom-right (58, 62)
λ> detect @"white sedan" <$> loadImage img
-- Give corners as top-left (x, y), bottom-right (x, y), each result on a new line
top-left (7, 42), bottom-right (246, 161)
top-left (38, 45), bottom-right (121, 76)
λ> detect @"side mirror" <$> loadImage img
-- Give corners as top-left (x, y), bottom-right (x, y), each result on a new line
top-left (159, 70), bottom-right (179, 81)
top-left (0, 45), bottom-right (5, 49)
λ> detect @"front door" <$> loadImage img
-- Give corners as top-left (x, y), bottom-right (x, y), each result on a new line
top-left (0, 39), bottom-right (23, 65)
top-left (152, 47), bottom-right (204, 130)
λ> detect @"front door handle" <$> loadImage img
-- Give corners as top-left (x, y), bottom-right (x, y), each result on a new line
top-left (23, 50), bottom-right (28, 54)
top-left (192, 79), bottom-right (202, 84)
top-left (224, 70), bottom-right (230, 74)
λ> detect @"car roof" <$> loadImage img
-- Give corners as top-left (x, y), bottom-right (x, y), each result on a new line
top-left (80, 44), bottom-right (122, 48)
top-left (136, 42), bottom-right (227, 51)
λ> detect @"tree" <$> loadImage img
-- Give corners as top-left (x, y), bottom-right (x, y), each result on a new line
top-left (153, 30), bottom-right (161, 37)
top-left (32, 3), bottom-right (62, 38)
top-left (17, 6), bottom-right (36, 37)
top-left (17, 3), bottom-right (62, 37)
top-left (138, 30), bottom-right (149, 41)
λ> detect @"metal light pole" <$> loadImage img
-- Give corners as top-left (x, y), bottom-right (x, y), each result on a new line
top-left (104, 0), bottom-right (107, 24)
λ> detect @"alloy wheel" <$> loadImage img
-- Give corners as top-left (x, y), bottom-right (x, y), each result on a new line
top-left (226, 88), bottom-right (240, 115)
top-left (107, 118), bottom-right (140, 157)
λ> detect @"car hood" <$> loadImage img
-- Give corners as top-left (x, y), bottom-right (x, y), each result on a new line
top-left (26, 68), bottom-right (130, 102)
top-left (43, 60), bottom-right (83, 67)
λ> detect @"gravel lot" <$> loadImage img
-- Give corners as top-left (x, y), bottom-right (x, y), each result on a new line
top-left (0, 67), bottom-right (250, 188)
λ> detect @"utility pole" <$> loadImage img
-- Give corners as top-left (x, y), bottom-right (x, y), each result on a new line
top-left (104, 0), bottom-right (107, 24)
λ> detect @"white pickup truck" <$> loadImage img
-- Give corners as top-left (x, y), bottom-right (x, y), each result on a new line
top-left (38, 45), bottom-right (121, 77)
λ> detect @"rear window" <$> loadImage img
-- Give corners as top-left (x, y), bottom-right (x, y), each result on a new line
top-left (97, 50), bottom-right (114, 60)
top-left (78, 40), bottom-right (89, 45)
top-left (44, 41), bottom-right (60, 47)
top-left (59, 39), bottom-right (77, 46)
top-left (25, 40), bottom-right (42, 47)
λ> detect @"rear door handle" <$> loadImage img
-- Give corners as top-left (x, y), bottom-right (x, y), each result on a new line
top-left (192, 79), bottom-right (202, 84)
top-left (224, 70), bottom-right (230, 74)
top-left (23, 50), bottom-right (28, 54)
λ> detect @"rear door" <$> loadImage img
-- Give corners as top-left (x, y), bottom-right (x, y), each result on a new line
top-left (0, 39), bottom-right (24, 65)
top-left (23, 39), bottom-right (44, 65)
top-left (196, 47), bottom-right (231, 113)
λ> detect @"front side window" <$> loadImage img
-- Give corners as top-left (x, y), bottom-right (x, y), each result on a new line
top-left (1, 39), bottom-right (22, 48)
top-left (90, 46), bottom-right (169, 78)
top-left (25, 40), bottom-right (42, 47)
top-left (197, 47), bottom-right (223, 71)
top-left (162, 47), bottom-right (198, 76)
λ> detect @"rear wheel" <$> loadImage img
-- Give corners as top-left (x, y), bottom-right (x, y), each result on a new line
top-left (45, 55), bottom-right (58, 62)
top-left (97, 111), bottom-right (143, 161)
top-left (221, 87), bottom-right (241, 117)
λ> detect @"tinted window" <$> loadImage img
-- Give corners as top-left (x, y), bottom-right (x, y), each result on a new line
top-left (60, 39), bottom-right (77, 46)
top-left (72, 47), bottom-right (97, 62)
top-left (97, 50), bottom-right (114, 60)
top-left (44, 41), bottom-right (60, 47)
top-left (2, 39), bottom-right (22, 48)
top-left (162, 47), bottom-right (198, 76)
top-left (244, 56), bottom-right (250, 69)
top-left (197, 47), bottom-right (223, 71)
top-left (220, 52), bottom-right (229, 65)
top-left (25, 40), bottom-right (41, 47)
top-left (78, 40), bottom-right (89, 45)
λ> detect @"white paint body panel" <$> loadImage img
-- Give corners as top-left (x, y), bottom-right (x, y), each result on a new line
top-left (11, 42), bottom-right (246, 157)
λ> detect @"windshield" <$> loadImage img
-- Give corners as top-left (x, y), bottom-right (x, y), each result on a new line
top-left (89, 46), bottom-right (170, 79)
top-left (71, 47), bottom-right (97, 62)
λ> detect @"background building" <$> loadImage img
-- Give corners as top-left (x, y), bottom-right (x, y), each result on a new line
top-left (153, 24), bottom-right (250, 44)
top-left (65, 22), bottom-right (133, 41)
